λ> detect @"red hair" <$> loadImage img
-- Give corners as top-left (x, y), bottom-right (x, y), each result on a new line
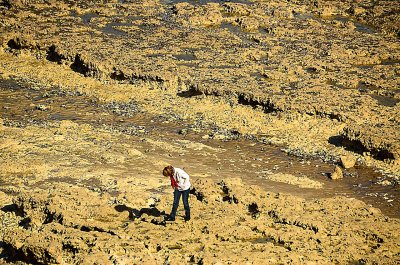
top-left (163, 165), bottom-right (174, 177)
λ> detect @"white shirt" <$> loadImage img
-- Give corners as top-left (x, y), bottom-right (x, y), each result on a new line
top-left (173, 167), bottom-right (191, 191)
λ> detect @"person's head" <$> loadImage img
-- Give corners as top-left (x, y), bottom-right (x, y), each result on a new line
top-left (163, 165), bottom-right (174, 177)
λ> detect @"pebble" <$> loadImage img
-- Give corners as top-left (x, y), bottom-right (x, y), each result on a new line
top-left (340, 154), bottom-right (357, 169)
top-left (330, 166), bottom-right (343, 180)
top-left (379, 180), bottom-right (392, 186)
top-left (35, 104), bottom-right (49, 111)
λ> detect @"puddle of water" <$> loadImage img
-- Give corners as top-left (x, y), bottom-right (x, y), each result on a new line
top-left (30, 7), bottom-right (59, 16)
top-left (0, 78), bottom-right (106, 126)
top-left (210, 65), bottom-right (237, 69)
top-left (218, 22), bottom-right (242, 34)
top-left (381, 59), bottom-right (400, 66)
top-left (76, 13), bottom-right (140, 36)
top-left (370, 94), bottom-right (399, 107)
top-left (147, 54), bottom-right (165, 58)
top-left (305, 67), bottom-right (318, 74)
top-left (357, 81), bottom-right (380, 93)
top-left (334, 16), bottom-right (376, 34)
top-left (250, 72), bottom-right (271, 83)
top-left (0, 77), bottom-right (398, 218)
top-left (173, 53), bottom-right (196, 61)
top-left (205, 21), bottom-right (259, 47)
top-left (216, 22), bottom-right (257, 46)
top-left (329, 80), bottom-right (399, 107)
top-left (49, 113), bottom-right (80, 121)
top-left (354, 64), bottom-right (375, 69)
top-left (354, 59), bottom-right (400, 69)
top-left (249, 236), bottom-right (286, 248)
top-left (188, 137), bottom-right (399, 218)
top-left (294, 13), bottom-right (377, 35)
top-left (161, 0), bottom-right (250, 5)
top-left (177, 62), bottom-right (198, 67)
top-left (102, 22), bottom-right (132, 36)
top-left (80, 177), bottom-right (102, 187)
top-left (326, 80), bottom-right (348, 90)
top-left (32, 176), bottom-right (78, 188)
top-left (80, 12), bottom-right (99, 24)
top-left (293, 12), bottom-right (316, 21)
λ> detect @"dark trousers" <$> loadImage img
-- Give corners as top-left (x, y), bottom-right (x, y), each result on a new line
top-left (170, 188), bottom-right (190, 219)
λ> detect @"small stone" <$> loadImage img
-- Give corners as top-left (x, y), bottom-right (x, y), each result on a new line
top-left (340, 154), bottom-right (356, 169)
top-left (178, 128), bottom-right (187, 135)
top-left (213, 134), bottom-right (226, 140)
top-left (368, 207), bottom-right (381, 215)
top-left (379, 180), bottom-right (391, 186)
top-left (352, 7), bottom-right (366, 16)
top-left (35, 104), bottom-right (49, 111)
top-left (147, 197), bottom-right (159, 207)
top-left (330, 166), bottom-right (343, 180)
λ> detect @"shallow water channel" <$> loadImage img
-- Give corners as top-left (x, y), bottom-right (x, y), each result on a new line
top-left (0, 77), bottom-right (398, 218)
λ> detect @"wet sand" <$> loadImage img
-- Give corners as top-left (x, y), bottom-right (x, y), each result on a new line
top-left (0, 76), bottom-right (398, 217)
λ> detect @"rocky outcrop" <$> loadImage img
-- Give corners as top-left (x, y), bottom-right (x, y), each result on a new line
top-left (343, 125), bottom-right (400, 163)
top-left (1, 179), bottom-right (399, 264)
top-left (330, 165), bottom-right (343, 180)
top-left (340, 154), bottom-right (357, 169)
top-left (0, 6), bottom-right (399, 265)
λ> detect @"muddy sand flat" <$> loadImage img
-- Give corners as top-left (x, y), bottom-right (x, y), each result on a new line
top-left (0, 0), bottom-right (399, 264)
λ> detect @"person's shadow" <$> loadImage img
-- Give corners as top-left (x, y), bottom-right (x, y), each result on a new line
top-left (114, 204), bottom-right (166, 222)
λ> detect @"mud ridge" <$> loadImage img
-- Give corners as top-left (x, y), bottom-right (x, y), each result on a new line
top-left (6, 38), bottom-right (342, 122)
top-left (343, 127), bottom-right (399, 162)
top-left (3, 35), bottom-right (399, 168)
top-left (1, 2), bottom-right (400, 262)
top-left (268, 210), bottom-right (319, 234)
top-left (0, 242), bottom-right (47, 265)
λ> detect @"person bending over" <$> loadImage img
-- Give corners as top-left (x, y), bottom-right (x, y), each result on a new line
top-left (163, 165), bottom-right (191, 222)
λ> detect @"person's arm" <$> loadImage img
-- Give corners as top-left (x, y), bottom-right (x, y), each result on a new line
top-left (176, 169), bottom-right (189, 187)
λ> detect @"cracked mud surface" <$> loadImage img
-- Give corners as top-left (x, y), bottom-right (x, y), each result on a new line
top-left (0, 0), bottom-right (399, 264)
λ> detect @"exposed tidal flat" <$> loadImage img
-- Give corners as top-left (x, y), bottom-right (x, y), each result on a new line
top-left (0, 0), bottom-right (399, 264)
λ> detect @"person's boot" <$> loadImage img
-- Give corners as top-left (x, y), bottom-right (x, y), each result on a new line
top-left (165, 215), bottom-right (175, 221)
top-left (184, 216), bottom-right (190, 222)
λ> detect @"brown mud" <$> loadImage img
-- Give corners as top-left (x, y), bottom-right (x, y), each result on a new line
top-left (0, 0), bottom-right (399, 264)
top-left (0, 76), bottom-right (398, 217)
